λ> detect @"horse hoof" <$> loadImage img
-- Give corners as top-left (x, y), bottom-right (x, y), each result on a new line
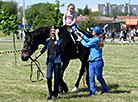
top-left (64, 88), bottom-right (68, 93)
top-left (62, 87), bottom-right (68, 93)
top-left (59, 89), bottom-right (63, 95)
top-left (72, 86), bottom-right (78, 92)
top-left (58, 91), bottom-right (63, 95)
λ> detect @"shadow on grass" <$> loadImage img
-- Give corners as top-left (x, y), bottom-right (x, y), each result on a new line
top-left (96, 84), bottom-right (130, 94)
top-left (96, 84), bottom-right (119, 92)
top-left (59, 91), bottom-right (86, 99)
top-left (110, 90), bottom-right (130, 94)
top-left (62, 84), bottom-right (131, 99)
top-left (21, 64), bottom-right (31, 67)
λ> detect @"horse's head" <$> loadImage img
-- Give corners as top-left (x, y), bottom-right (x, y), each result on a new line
top-left (21, 27), bottom-right (50, 61)
top-left (21, 30), bottom-right (37, 61)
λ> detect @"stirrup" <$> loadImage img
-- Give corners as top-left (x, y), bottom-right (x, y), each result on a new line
top-left (76, 44), bottom-right (79, 53)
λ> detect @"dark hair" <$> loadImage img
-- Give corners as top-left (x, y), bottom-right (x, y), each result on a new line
top-left (49, 25), bottom-right (57, 37)
top-left (50, 25), bottom-right (57, 30)
top-left (98, 34), bottom-right (104, 49)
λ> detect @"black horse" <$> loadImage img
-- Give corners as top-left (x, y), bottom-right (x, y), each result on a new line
top-left (21, 26), bottom-right (92, 93)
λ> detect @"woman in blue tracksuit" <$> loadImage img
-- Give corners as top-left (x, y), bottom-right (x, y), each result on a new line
top-left (76, 26), bottom-right (108, 96)
top-left (32, 25), bottom-right (63, 101)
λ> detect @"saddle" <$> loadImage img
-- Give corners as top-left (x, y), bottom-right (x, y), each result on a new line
top-left (63, 25), bottom-right (78, 43)
top-left (63, 25), bottom-right (80, 53)
top-left (64, 25), bottom-right (93, 38)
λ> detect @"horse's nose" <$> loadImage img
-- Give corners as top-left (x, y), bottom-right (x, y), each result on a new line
top-left (21, 52), bottom-right (29, 61)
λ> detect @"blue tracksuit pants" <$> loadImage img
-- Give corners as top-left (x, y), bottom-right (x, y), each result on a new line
top-left (89, 59), bottom-right (108, 94)
top-left (46, 55), bottom-right (61, 96)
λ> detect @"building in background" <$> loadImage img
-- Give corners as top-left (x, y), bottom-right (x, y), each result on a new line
top-left (113, 16), bottom-right (138, 28)
top-left (92, 3), bottom-right (138, 16)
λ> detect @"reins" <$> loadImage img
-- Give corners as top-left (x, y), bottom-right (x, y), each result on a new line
top-left (29, 57), bottom-right (44, 83)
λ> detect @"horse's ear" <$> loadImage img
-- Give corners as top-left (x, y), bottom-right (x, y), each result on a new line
top-left (24, 29), bottom-right (30, 36)
top-left (24, 29), bottom-right (27, 34)
top-left (27, 30), bottom-right (29, 33)
top-left (24, 29), bottom-right (28, 36)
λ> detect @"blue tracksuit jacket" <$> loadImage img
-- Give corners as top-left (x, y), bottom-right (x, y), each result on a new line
top-left (40, 37), bottom-right (63, 65)
top-left (81, 35), bottom-right (102, 61)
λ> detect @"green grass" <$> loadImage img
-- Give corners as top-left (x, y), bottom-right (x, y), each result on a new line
top-left (0, 38), bottom-right (138, 102)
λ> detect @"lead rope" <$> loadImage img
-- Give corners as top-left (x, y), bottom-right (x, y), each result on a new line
top-left (29, 57), bottom-right (44, 83)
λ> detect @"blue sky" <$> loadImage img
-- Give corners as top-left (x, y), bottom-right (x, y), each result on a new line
top-left (2, 0), bottom-right (138, 13)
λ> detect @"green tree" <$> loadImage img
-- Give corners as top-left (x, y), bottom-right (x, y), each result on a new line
top-left (78, 11), bottom-right (101, 30)
top-left (0, 1), bottom-right (5, 9)
top-left (0, 8), bottom-right (21, 66)
top-left (25, 1), bottom-right (64, 29)
top-left (2, 0), bottom-right (18, 15)
top-left (25, 7), bottom-right (39, 25)
top-left (112, 7), bottom-right (118, 17)
top-left (44, 0), bottom-right (64, 26)
top-left (77, 8), bottom-right (83, 16)
top-left (83, 5), bottom-right (91, 15)
top-left (33, 14), bottom-right (45, 29)
top-left (76, 5), bottom-right (91, 16)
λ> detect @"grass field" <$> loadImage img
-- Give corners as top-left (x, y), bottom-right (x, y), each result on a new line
top-left (0, 38), bottom-right (138, 102)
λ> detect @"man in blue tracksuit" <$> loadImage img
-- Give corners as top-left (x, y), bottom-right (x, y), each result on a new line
top-left (76, 26), bottom-right (108, 96)
top-left (32, 25), bottom-right (63, 101)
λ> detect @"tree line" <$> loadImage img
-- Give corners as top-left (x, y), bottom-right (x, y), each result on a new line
top-left (0, 0), bottom-right (136, 30)
top-left (0, 0), bottom-right (101, 30)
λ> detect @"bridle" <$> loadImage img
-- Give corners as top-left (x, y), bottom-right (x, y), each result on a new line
top-left (29, 56), bottom-right (44, 83)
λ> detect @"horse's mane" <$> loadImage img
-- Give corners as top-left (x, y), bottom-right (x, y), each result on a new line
top-left (77, 27), bottom-right (93, 38)
top-left (30, 26), bottom-right (51, 37)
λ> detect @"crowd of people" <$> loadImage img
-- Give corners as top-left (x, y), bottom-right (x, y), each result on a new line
top-left (103, 26), bottom-right (138, 43)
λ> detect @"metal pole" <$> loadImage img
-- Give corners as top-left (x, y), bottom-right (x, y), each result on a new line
top-left (23, 0), bottom-right (25, 30)
top-left (129, 0), bottom-right (130, 41)
top-left (117, 3), bottom-right (120, 16)
top-left (23, 0), bottom-right (25, 41)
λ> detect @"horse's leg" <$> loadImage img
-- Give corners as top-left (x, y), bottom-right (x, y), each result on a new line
top-left (86, 62), bottom-right (90, 88)
top-left (72, 51), bottom-right (90, 92)
top-left (59, 59), bottom-right (70, 94)
top-left (72, 61), bottom-right (86, 92)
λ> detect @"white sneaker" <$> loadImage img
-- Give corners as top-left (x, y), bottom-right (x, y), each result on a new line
top-left (72, 86), bottom-right (78, 92)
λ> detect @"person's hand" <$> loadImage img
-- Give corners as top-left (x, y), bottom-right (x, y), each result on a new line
top-left (77, 36), bottom-right (82, 41)
top-left (76, 28), bottom-right (83, 36)
top-left (67, 24), bottom-right (71, 26)
top-left (56, 29), bottom-right (59, 34)
top-left (32, 57), bottom-right (37, 62)
top-left (55, 29), bottom-right (59, 40)
top-left (75, 28), bottom-right (80, 34)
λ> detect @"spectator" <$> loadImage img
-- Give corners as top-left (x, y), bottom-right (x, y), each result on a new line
top-left (119, 29), bottom-right (124, 43)
top-left (130, 28), bottom-right (136, 43)
top-left (20, 28), bottom-right (23, 40)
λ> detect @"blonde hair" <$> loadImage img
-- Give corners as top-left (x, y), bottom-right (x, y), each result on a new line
top-left (98, 34), bottom-right (104, 49)
top-left (67, 3), bottom-right (75, 11)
